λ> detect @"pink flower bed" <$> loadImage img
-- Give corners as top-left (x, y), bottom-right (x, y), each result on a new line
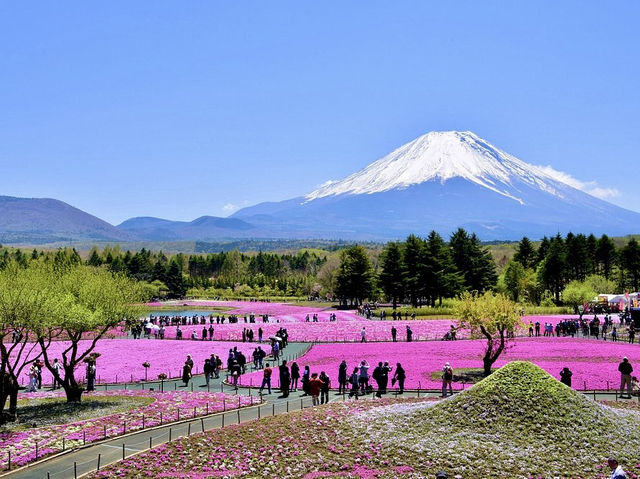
top-left (14, 340), bottom-right (260, 386)
top-left (143, 315), bottom-right (590, 343)
top-left (239, 337), bottom-right (640, 391)
top-left (0, 389), bottom-right (255, 469)
top-left (146, 300), bottom-right (326, 317)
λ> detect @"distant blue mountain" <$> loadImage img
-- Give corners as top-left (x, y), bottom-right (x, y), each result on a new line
top-left (117, 215), bottom-right (257, 241)
top-left (0, 195), bottom-right (129, 244)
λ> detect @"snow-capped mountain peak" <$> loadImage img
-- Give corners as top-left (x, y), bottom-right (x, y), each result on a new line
top-left (304, 131), bottom-right (563, 204)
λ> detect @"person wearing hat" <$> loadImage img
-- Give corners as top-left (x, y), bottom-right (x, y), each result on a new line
top-left (441, 362), bottom-right (453, 397)
top-left (619, 357), bottom-right (633, 398)
top-left (435, 471), bottom-right (448, 479)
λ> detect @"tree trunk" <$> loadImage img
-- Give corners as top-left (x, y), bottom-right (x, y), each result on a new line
top-left (64, 385), bottom-right (84, 403)
top-left (0, 372), bottom-right (19, 424)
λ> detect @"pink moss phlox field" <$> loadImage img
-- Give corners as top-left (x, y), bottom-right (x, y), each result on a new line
top-left (13, 340), bottom-right (258, 386)
top-left (88, 397), bottom-right (434, 479)
top-left (0, 390), bottom-right (253, 469)
top-left (239, 337), bottom-right (640, 390)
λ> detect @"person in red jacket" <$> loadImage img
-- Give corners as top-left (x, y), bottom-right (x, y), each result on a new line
top-left (308, 372), bottom-right (324, 406)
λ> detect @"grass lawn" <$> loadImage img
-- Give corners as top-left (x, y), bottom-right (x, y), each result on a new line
top-left (4, 395), bottom-right (154, 432)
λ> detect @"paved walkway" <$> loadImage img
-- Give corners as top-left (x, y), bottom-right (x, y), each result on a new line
top-left (4, 339), bottom-right (638, 479)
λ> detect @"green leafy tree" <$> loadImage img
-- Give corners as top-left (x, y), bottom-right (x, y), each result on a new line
top-left (335, 245), bottom-right (375, 306)
top-left (455, 291), bottom-right (521, 376)
top-left (165, 260), bottom-right (187, 298)
top-left (450, 229), bottom-right (497, 293)
top-left (402, 235), bottom-right (425, 307)
top-left (0, 263), bottom-right (57, 422)
top-left (539, 235), bottom-right (568, 303)
top-left (513, 237), bottom-right (537, 269)
top-left (424, 231), bottom-right (462, 305)
top-left (503, 260), bottom-right (526, 302)
top-left (35, 266), bottom-right (144, 403)
top-left (596, 234), bottom-right (617, 280)
top-left (620, 238), bottom-right (640, 292)
top-left (379, 242), bottom-right (405, 309)
top-left (562, 280), bottom-right (596, 315)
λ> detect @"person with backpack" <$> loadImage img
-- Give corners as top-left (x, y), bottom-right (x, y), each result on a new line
top-left (203, 358), bottom-right (214, 387)
top-left (441, 362), bottom-right (453, 397)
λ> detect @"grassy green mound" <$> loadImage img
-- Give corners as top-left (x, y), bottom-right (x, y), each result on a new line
top-left (353, 361), bottom-right (640, 478)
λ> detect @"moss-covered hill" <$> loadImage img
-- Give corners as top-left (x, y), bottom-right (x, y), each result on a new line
top-left (353, 361), bottom-right (640, 478)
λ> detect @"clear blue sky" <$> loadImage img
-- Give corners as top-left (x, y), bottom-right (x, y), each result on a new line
top-left (1, 2), bottom-right (638, 225)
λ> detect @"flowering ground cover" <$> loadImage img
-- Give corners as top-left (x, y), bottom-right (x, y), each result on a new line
top-left (86, 363), bottom-right (640, 478)
top-left (88, 396), bottom-right (434, 479)
top-left (156, 318), bottom-right (461, 342)
top-left (0, 389), bottom-right (255, 470)
top-left (238, 337), bottom-right (640, 390)
top-left (13, 340), bottom-right (259, 386)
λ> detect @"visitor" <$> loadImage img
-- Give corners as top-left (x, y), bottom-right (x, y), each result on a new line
top-left (372, 362), bottom-right (384, 398)
top-left (349, 367), bottom-right (360, 399)
top-left (35, 359), bottom-right (43, 389)
top-left (628, 326), bottom-right (635, 344)
top-left (391, 326), bottom-right (397, 342)
top-left (358, 360), bottom-right (370, 395)
top-left (210, 354), bottom-right (220, 379)
top-left (360, 327), bottom-right (367, 343)
top-left (52, 358), bottom-right (62, 390)
top-left (301, 365), bottom-right (311, 396)
top-left (182, 361), bottom-right (192, 387)
top-left (441, 362), bottom-right (453, 397)
top-left (406, 326), bottom-right (413, 342)
top-left (278, 360), bottom-right (290, 398)
top-left (186, 354), bottom-right (194, 370)
top-left (86, 360), bottom-right (96, 392)
top-left (320, 371), bottom-right (331, 404)
top-left (26, 365), bottom-right (38, 392)
top-left (619, 357), bottom-right (633, 398)
top-left (393, 362), bottom-right (405, 394)
top-left (435, 472), bottom-right (448, 479)
top-left (176, 326), bottom-right (182, 340)
top-left (607, 457), bottom-right (627, 479)
top-left (202, 327), bottom-right (207, 341)
top-left (208, 324), bottom-right (214, 340)
top-left (272, 341), bottom-right (280, 361)
top-left (290, 361), bottom-right (300, 391)
top-left (203, 358), bottom-right (214, 387)
top-left (612, 327), bottom-right (618, 342)
top-left (559, 367), bottom-right (572, 387)
top-left (309, 372), bottom-right (323, 406)
top-left (191, 330), bottom-right (197, 340)
top-left (338, 360), bottom-right (348, 394)
top-left (260, 362), bottom-right (272, 395)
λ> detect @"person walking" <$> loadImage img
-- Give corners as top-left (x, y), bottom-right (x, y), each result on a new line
top-left (373, 362), bottom-right (384, 398)
top-left (619, 357), bottom-right (633, 398)
top-left (301, 365), bottom-right (311, 396)
top-left (441, 362), bottom-right (453, 397)
top-left (290, 361), bottom-right (301, 391)
top-left (391, 326), bottom-right (397, 342)
top-left (203, 358), bottom-right (214, 387)
top-left (86, 361), bottom-right (96, 392)
top-left (338, 360), bottom-right (348, 394)
top-left (393, 362), bottom-right (406, 394)
top-left (260, 363), bottom-right (272, 394)
top-left (52, 358), bottom-right (63, 390)
top-left (360, 327), bottom-right (367, 343)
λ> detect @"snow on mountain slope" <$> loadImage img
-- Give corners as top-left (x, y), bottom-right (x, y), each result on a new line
top-left (305, 131), bottom-right (566, 204)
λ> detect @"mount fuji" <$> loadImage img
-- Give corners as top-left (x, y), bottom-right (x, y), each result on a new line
top-left (231, 131), bottom-right (640, 240)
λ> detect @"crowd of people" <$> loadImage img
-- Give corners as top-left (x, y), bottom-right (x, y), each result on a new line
top-left (527, 314), bottom-right (636, 342)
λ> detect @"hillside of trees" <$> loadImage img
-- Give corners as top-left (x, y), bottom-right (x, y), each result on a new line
top-left (1, 229), bottom-right (638, 308)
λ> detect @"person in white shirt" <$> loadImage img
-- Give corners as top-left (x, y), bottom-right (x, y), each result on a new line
top-left (608, 457), bottom-right (627, 479)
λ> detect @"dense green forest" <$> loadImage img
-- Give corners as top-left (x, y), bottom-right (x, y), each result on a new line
top-left (1, 229), bottom-right (639, 307)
